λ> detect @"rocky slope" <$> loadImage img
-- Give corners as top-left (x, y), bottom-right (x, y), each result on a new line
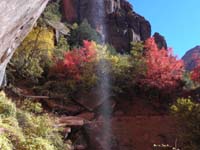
top-left (63, 0), bottom-right (167, 52)
top-left (0, 0), bottom-right (49, 86)
top-left (182, 46), bottom-right (200, 71)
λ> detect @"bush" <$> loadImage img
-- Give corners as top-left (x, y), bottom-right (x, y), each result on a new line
top-left (46, 40), bottom-right (98, 97)
top-left (130, 41), bottom-right (146, 76)
top-left (108, 53), bottom-right (133, 94)
top-left (0, 92), bottom-right (71, 150)
top-left (8, 26), bottom-right (55, 82)
top-left (42, 0), bottom-right (62, 22)
top-left (69, 20), bottom-right (101, 47)
top-left (20, 137), bottom-right (55, 150)
top-left (0, 92), bottom-right (16, 118)
top-left (182, 72), bottom-right (196, 90)
top-left (171, 98), bottom-right (200, 150)
top-left (20, 99), bottom-right (43, 113)
top-left (48, 41), bottom-right (142, 97)
top-left (0, 134), bottom-right (13, 150)
top-left (141, 37), bottom-right (184, 90)
top-left (94, 43), bottom-right (135, 95)
top-left (51, 40), bottom-right (97, 80)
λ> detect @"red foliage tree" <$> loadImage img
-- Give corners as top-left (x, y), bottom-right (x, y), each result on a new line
top-left (53, 40), bottom-right (97, 80)
top-left (141, 37), bottom-right (184, 89)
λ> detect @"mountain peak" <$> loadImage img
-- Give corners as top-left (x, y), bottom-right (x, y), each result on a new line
top-left (182, 46), bottom-right (200, 71)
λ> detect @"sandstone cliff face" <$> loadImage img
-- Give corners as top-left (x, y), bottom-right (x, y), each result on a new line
top-left (0, 0), bottom-right (49, 86)
top-left (182, 46), bottom-right (200, 71)
top-left (63, 0), bottom-right (151, 52)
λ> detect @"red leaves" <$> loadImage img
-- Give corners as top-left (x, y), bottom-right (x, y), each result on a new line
top-left (52, 40), bottom-right (97, 80)
top-left (141, 37), bottom-right (184, 89)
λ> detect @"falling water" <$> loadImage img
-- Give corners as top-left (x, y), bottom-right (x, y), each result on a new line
top-left (91, 0), bottom-right (112, 150)
top-left (97, 59), bottom-right (112, 150)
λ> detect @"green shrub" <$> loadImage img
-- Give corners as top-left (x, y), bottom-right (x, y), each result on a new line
top-left (0, 134), bottom-right (13, 150)
top-left (54, 35), bottom-right (70, 60)
top-left (130, 41), bottom-right (146, 77)
top-left (20, 99), bottom-right (43, 113)
top-left (0, 92), bottom-right (71, 150)
top-left (109, 54), bottom-right (133, 94)
top-left (8, 26), bottom-right (55, 82)
top-left (95, 43), bottom-right (134, 95)
top-left (182, 72), bottom-right (196, 90)
top-left (69, 20), bottom-right (101, 47)
top-left (171, 98), bottom-right (200, 150)
top-left (20, 137), bottom-right (55, 150)
top-left (0, 92), bottom-right (16, 118)
top-left (42, 0), bottom-right (62, 22)
top-left (46, 41), bottom-right (140, 98)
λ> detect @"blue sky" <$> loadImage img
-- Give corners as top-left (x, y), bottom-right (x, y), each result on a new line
top-left (129, 0), bottom-right (200, 58)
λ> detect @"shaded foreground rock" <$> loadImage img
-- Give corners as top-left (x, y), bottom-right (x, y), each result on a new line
top-left (0, 0), bottom-right (49, 86)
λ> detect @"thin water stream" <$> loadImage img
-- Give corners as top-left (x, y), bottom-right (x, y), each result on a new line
top-left (94, 0), bottom-right (112, 150)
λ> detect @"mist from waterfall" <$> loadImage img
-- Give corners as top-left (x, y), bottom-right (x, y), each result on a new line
top-left (93, 0), bottom-right (112, 150)
top-left (97, 58), bottom-right (112, 150)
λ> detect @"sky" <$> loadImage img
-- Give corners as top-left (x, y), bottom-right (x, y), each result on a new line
top-left (129, 0), bottom-right (200, 58)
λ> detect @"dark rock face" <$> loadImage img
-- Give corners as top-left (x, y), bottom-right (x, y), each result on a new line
top-left (153, 32), bottom-right (167, 49)
top-left (63, 0), bottom-right (77, 23)
top-left (62, 0), bottom-right (151, 52)
top-left (106, 11), bottom-right (151, 52)
top-left (182, 46), bottom-right (200, 71)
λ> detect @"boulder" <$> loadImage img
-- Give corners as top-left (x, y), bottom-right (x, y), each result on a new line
top-left (0, 0), bottom-right (49, 86)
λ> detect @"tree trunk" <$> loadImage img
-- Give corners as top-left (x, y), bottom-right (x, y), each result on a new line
top-left (0, 0), bottom-right (49, 86)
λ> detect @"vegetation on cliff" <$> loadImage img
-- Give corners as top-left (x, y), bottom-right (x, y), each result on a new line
top-left (3, 0), bottom-right (200, 149)
top-left (0, 92), bottom-right (71, 150)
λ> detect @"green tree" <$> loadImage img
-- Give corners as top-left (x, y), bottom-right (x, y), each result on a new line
top-left (69, 20), bottom-right (101, 47)
top-left (7, 26), bottom-right (55, 82)
top-left (130, 41), bottom-right (146, 79)
top-left (42, 0), bottom-right (62, 21)
top-left (171, 98), bottom-right (200, 150)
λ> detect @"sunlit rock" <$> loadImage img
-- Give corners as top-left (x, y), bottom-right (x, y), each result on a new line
top-left (0, 0), bottom-right (49, 86)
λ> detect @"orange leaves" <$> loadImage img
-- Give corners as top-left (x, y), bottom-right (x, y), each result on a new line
top-left (142, 37), bottom-right (184, 89)
top-left (52, 40), bottom-right (97, 80)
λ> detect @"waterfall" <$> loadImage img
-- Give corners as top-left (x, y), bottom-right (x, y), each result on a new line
top-left (92, 0), bottom-right (112, 149)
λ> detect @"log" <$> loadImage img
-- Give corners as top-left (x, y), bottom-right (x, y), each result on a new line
top-left (58, 116), bottom-right (86, 126)
top-left (74, 145), bottom-right (87, 150)
top-left (0, 0), bottom-right (49, 86)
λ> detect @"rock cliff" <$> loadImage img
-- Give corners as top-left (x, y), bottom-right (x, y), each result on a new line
top-left (63, 0), bottom-right (168, 52)
top-left (182, 46), bottom-right (200, 71)
top-left (0, 0), bottom-right (49, 86)
top-left (153, 32), bottom-right (167, 49)
top-left (63, 0), bottom-right (151, 52)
